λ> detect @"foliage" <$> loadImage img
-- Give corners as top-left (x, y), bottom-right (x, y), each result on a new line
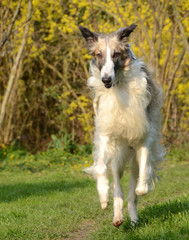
top-left (0, 140), bottom-right (188, 173)
top-left (167, 144), bottom-right (189, 163)
top-left (0, 139), bottom-right (92, 172)
top-left (0, 0), bottom-right (189, 150)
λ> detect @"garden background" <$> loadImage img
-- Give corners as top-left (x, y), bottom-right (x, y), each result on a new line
top-left (0, 0), bottom-right (189, 151)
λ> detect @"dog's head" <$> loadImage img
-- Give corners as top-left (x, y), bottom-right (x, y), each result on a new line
top-left (79, 24), bottom-right (137, 88)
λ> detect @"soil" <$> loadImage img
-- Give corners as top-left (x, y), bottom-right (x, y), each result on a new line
top-left (64, 220), bottom-right (96, 240)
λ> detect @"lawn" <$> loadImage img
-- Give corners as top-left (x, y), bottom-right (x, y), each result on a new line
top-left (0, 147), bottom-right (188, 239)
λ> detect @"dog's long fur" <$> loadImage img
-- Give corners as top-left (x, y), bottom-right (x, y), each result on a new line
top-left (79, 25), bottom-right (165, 227)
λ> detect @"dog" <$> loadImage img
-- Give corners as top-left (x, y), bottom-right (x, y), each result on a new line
top-left (79, 24), bottom-right (165, 227)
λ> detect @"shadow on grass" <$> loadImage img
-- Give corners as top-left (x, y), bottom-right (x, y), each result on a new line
top-left (0, 178), bottom-right (94, 203)
top-left (123, 198), bottom-right (189, 232)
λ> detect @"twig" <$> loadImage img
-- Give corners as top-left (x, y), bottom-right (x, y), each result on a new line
top-left (163, 48), bottom-right (186, 133)
top-left (12, 2), bottom-right (48, 34)
top-left (0, 2), bottom-right (48, 51)
top-left (40, 57), bottom-right (93, 141)
top-left (171, 0), bottom-right (189, 56)
top-left (0, 0), bottom-right (32, 131)
top-left (165, 48), bottom-right (186, 99)
top-left (112, 0), bottom-right (128, 25)
top-left (0, 0), bottom-right (22, 51)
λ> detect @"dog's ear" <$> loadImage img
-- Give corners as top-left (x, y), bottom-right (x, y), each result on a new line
top-left (116, 24), bottom-right (137, 43)
top-left (79, 26), bottom-right (98, 47)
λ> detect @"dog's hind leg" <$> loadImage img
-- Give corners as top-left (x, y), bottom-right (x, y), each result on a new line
top-left (135, 136), bottom-right (152, 196)
top-left (128, 157), bottom-right (139, 225)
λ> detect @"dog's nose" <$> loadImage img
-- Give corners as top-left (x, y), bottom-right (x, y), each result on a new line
top-left (102, 76), bottom-right (112, 88)
top-left (102, 76), bottom-right (112, 84)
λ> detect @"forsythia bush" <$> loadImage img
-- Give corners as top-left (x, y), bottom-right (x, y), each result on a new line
top-left (0, 0), bottom-right (188, 149)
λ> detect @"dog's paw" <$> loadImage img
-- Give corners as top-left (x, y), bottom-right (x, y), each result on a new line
top-left (135, 181), bottom-right (151, 196)
top-left (130, 219), bottom-right (139, 227)
top-left (113, 214), bottom-right (123, 227)
top-left (113, 219), bottom-right (123, 227)
top-left (101, 201), bottom-right (109, 210)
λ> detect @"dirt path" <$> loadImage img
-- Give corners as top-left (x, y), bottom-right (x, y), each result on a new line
top-left (64, 220), bottom-right (96, 240)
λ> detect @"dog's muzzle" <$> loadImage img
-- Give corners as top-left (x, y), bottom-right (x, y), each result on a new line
top-left (102, 76), bottom-right (112, 88)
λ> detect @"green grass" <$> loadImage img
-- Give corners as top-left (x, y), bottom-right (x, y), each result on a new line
top-left (89, 162), bottom-right (189, 240)
top-left (0, 146), bottom-right (188, 239)
top-left (0, 171), bottom-right (98, 239)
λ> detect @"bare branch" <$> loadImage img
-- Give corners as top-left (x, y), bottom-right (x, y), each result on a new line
top-left (161, 24), bottom-right (177, 85)
top-left (0, 1), bottom-right (48, 51)
top-left (40, 57), bottom-right (93, 141)
top-left (163, 48), bottom-right (186, 134)
top-left (0, 0), bottom-right (32, 131)
top-left (12, 2), bottom-right (48, 34)
top-left (131, 1), bottom-right (154, 49)
top-left (171, 0), bottom-right (189, 55)
top-left (112, 0), bottom-right (128, 25)
top-left (165, 48), bottom-right (186, 99)
top-left (0, 0), bottom-right (22, 52)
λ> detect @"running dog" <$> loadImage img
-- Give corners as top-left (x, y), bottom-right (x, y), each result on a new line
top-left (79, 24), bottom-right (165, 227)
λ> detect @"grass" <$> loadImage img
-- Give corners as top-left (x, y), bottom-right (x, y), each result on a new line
top-left (89, 162), bottom-right (189, 240)
top-left (0, 171), bottom-right (98, 239)
top-left (0, 144), bottom-right (188, 239)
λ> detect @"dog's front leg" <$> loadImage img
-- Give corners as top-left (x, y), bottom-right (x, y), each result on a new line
top-left (135, 137), bottom-right (152, 196)
top-left (128, 157), bottom-right (139, 225)
top-left (111, 160), bottom-right (124, 227)
top-left (94, 135), bottom-right (110, 210)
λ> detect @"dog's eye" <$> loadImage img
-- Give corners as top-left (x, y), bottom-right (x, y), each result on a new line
top-left (113, 52), bottom-right (120, 58)
top-left (96, 52), bottom-right (102, 58)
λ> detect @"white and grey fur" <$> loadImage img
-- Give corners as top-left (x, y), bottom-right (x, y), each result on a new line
top-left (79, 24), bottom-right (166, 227)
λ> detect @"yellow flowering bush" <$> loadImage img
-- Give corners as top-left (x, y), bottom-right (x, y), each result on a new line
top-left (0, 0), bottom-right (188, 148)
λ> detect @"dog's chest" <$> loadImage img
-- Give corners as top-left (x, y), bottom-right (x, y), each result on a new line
top-left (94, 82), bottom-right (150, 143)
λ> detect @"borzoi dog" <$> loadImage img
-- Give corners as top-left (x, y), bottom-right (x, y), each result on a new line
top-left (79, 24), bottom-right (165, 227)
